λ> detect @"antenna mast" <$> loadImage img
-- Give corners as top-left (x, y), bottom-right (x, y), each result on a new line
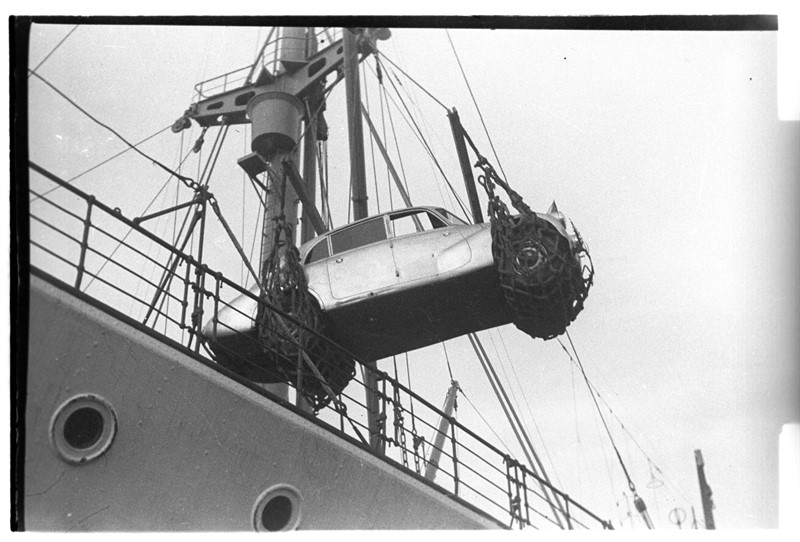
top-left (694, 449), bottom-right (716, 529)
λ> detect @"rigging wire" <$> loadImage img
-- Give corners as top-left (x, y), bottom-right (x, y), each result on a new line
top-left (492, 329), bottom-right (563, 488)
top-left (378, 62), bottom-right (471, 219)
top-left (555, 337), bottom-right (694, 507)
top-left (29, 125), bottom-right (173, 203)
top-left (377, 52), bottom-right (450, 112)
top-left (82, 136), bottom-right (200, 294)
top-left (440, 341), bottom-right (454, 382)
top-left (590, 385), bottom-right (623, 515)
top-left (371, 64), bottom-right (565, 514)
top-left (132, 146), bottom-right (183, 320)
top-left (564, 330), bottom-right (641, 502)
top-left (168, 130), bottom-right (185, 335)
top-left (468, 332), bottom-right (567, 528)
top-left (146, 125), bottom-right (231, 327)
top-left (363, 61), bottom-right (381, 213)
top-left (242, 124), bottom-right (248, 284)
top-left (247, 181), bottom-right (265, 272)
top-left (569, 351), bottom-right (586, 503)
top-left (376, 63), bottom-right (395, 210)
top-left (377, 57), bottom-right (460, 214)
top-left (445, 29), bottom-right (508, 181)
top-left (381, 80), bottom-right (411, 204)
top-left (29, 70), bottom-right (198, 190)
top-left (458, 388), bottom-right (512, 454)
top-left (28, 25), bottom-right (79, 78)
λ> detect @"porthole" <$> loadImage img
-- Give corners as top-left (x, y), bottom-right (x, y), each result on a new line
top-left (252, 485), bottom-right (302, 532)
top-left (50, 394), bottom-right (117, 464)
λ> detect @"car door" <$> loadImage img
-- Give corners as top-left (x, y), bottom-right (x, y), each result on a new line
top-left (388, 209), bottom-right (470, 284)
top-left (326, 216), bottom-right (397, 301)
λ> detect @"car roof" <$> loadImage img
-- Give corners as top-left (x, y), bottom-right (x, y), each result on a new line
top-left (298, 206), bottom-right (455, 255)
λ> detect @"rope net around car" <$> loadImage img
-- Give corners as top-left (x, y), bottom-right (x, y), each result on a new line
top-left (474, 156), bottom-right (594, 340)
top-left (256, 214), bottom-right (355, 411)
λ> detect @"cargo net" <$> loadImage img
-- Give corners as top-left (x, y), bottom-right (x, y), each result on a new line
top-left (257, 217), bottom-right (355, 411)
top-left (476, 158), bottom-right (594, 340)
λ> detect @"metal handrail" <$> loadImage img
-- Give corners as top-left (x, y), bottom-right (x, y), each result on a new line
top-left (28, 161), bottom-right (612, 530)
top-left (193, 27), bottom-right (345, 102)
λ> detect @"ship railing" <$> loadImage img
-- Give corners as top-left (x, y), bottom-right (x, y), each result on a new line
top-left (193, 27), bottom-right (343, 102)
top-left (27, 161), bottom-right (612, 531)
top-left (193, 65), bottom-right (253, 101)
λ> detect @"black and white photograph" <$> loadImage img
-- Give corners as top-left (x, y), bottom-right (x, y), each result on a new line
top-left (11, 12), bottom-right (800, 533)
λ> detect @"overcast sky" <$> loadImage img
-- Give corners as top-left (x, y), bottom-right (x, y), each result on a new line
top-left (25, 20), bottom-right (799, 529)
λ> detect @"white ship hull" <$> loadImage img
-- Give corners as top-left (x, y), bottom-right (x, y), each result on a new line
top-left (25, 273), bottom-right (501, 530)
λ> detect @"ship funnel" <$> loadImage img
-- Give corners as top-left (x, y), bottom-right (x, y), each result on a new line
top-left (247, 92), bottom-right (304, 161)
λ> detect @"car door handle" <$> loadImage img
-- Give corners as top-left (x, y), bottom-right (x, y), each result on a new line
top-left (335, 257), bottom-right (343, 263)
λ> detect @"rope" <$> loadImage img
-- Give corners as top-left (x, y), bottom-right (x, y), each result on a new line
top-left (565, 330), bottom-right (639, 496)
top-left (441, 341), bottom-right (454, 382)
top-left (556, 338), bottom-right (694, 507)
top-left (380, 63), bottom-right (471, 219)
top-left (28, 25), bottom-right (79, 78)
top-left (30, 125), bottom-right (173, 203)
top-left (80, 129), bottom-right (204, 294)
top-left (459, 387), bottom-right (513, 454)
top-left (378, 52), bottom-right (449, 112)
top-left (491, 329), bottom-right (562, 488)
top-left (247, 182), bottom-right (265, 271)
top-left (382, 81), bottom-right (409, 206)
top-left (242, 124), bottom-right (247, 284)
top-left (445, 29), bottom-right (507, 181)
top-left (376, 56), bottom-right (463, 214)
top-left (143, 124), bottom-right (230, 328)
top-left (468, 332), bottom-right (567, 528)
top-left (29, 70), bottom-right (198, 191)
top-left (376, 58), bottom-right (467, 216)
top-left (363, 61), bottom-right (381, 213)
top-left (377, 68), bottom-right (395, 210)
top-left (132, 139), bottom-right (185, 320)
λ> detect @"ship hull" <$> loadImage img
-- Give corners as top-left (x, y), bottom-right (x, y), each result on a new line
top-left (24, 272), bottom-right (501, 530)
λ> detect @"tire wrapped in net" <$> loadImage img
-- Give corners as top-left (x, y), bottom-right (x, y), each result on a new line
top-left (480, 162), bottom-right (593, 340)
top-left (491, 203), bottom-right (591, 339)
top-left (257, 241), bottom-right (355, 411)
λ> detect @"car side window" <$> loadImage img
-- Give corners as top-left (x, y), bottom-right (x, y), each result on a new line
top-left (305, 238), bottom-right (330, 264)
top-left (390, 210), bottom-right (447, 237)
top-left (330, 217), bottom-right (388, 254)
top-left (435, 208), bottom-right (468, 226)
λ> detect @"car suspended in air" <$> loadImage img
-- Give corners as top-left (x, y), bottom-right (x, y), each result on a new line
top-left (205, 202), bottom-right (590, 372)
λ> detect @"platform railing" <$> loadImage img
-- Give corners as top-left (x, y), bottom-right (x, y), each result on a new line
top-left (193, 27), bottom-right (344, 102)
top-left (27, 161), bottom-right (612, 531)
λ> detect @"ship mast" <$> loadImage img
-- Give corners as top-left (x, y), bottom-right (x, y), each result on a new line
top-left (249, 27), bottom-right (319, 403)
top-left (254, 27), bottom-right (306, 273)
top-left (342, 28), bottom-right (385, 453)
top-left (173, 26), bottom-right (390, 409)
